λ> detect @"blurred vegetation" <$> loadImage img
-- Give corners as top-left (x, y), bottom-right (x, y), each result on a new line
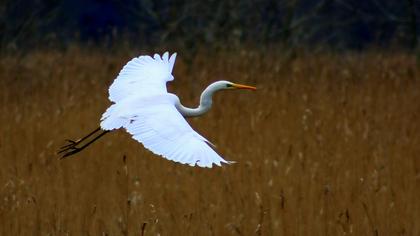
top-left (0, 0), bottom-right (418, 54)
top-left (0, 48), bottom-right (419, 235)
top-left (1, 1), bottom-right (419, 235)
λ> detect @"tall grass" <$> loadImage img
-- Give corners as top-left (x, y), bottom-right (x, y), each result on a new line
top-left (0, 48), bottom-right (419, 235)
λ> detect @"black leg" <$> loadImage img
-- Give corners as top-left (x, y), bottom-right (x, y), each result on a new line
top-left (58, 127), bottom-right (100, 153)
top-left (58, 127), bottom-right (109, 158)
top-left (58, 127), bottom-right (101, 151)
top-left (64, 127), bottom-right (101, 147)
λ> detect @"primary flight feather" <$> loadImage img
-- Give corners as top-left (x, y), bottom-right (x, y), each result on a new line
top-left (59, 52), bottom-right (256, 168)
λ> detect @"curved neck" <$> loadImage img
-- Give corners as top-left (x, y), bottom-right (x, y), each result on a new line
top-left (175, 84), bottom-right (218, 117)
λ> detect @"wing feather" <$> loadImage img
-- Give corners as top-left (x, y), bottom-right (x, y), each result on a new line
top-left (122, 95), bottom-right (230, 168)
top-left (101, 52), bottom-right (230, 168)
top-left (108, 52), bottom-right (177, 102)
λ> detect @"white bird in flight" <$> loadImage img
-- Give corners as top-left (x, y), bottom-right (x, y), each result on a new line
top-left (59, 52), bottom-right (256, 167)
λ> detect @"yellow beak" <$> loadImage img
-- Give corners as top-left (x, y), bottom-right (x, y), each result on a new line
top-left (232, 83), bottom-right (257, 90)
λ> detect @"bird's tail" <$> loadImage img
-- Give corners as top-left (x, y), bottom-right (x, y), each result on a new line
top-left (100, 104), bottom-right (128, 130)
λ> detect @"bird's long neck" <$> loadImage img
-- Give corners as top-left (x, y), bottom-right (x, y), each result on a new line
top-left (175, 84), bottom-right (218, 117)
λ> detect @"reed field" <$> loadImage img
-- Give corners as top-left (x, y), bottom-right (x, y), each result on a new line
top-left (0, 48), bottom-right (419, 235)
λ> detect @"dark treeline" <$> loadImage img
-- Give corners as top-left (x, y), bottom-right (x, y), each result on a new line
top-left (0, 0), bottom-right (418, 53)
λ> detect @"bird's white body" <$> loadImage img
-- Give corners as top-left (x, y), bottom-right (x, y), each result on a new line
top-left (99, 52), bottom-right (245, 168)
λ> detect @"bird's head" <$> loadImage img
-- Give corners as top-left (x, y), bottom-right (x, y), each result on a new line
top-left (213, 80), bottom-right (257, 91)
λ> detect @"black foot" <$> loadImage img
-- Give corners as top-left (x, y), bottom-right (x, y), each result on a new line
top-left (58, 139), bottom-right (82, 158)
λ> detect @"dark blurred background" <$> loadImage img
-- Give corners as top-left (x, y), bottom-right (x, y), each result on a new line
top-left (0, 0), bottom-right (418, 53)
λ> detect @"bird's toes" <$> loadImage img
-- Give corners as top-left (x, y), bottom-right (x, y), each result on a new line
top-left (59, 143), bottom-right (74, 150)
top-left (61, 148), bottom-right (80, 158)
top-left (57, 144), bottom-right (79, 154)
top-left (64, 139), bottom-right (78, 145)
top-left (58, 139), bottom-right (80, 152)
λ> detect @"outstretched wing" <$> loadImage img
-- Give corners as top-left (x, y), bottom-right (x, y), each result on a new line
top-left (108, 52), bottom-right (177, 102)
top-left (123, 95), bottom-right (230, 168)
top-left (101, 52), bottom-right (229, 167)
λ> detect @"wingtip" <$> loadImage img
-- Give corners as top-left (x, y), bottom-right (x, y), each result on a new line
top-left (162, 52), bottom-right (169, 62)
top-left (153, 53), bottom-right (162, 61)
top-left (168, 52), bottom-right (177, 72)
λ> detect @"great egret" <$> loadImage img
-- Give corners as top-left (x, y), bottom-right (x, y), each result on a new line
top-left (58, 52), bottom-right (256, 167)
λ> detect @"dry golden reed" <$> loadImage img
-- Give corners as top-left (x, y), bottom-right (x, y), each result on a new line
top-left (0, 48), bottom-right (419, 235)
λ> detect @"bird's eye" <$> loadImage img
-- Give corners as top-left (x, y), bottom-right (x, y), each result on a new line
top-left (226, 84), bottom-right (233, 88)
